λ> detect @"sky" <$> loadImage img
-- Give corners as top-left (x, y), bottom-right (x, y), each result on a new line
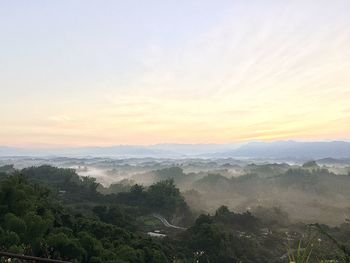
top-left (1, 0), bottom-right (350, 147)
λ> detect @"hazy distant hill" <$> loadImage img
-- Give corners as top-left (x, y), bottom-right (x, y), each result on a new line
top-left (221, 141), bottom-right (350, 159)
top-left (0, 145), bottom-right (176, 158)
top-left (1, 141), bottom-right (350, 159)
top-left (0, 144), bottom-right (240, 158)
top-left (150, 143), bottom-right (240, 155)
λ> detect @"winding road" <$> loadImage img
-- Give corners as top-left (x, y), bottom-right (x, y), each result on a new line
top-left (152, 213), bottom-right (187, 230)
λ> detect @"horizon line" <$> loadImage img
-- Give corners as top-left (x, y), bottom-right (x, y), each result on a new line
top-left (1, 139), bottom-right (350, 149)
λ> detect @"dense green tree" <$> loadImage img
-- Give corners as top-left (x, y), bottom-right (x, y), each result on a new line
top-left (147, 179), bottom-right (189, 217)
top-left (47, 233), bottom-right (86, 261)
top-left (23, 212), bottom-right (52, 242)
top-left (78, 231), bottom-right (103, 260)
top-left (4, 213), bottom-right (26, 236)
top-left (0, 165), bottom-right (348, 262)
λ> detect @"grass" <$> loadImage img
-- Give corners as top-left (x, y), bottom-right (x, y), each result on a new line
top-left (287, 239), bottom-right (314, 263)
top-left (136, 214), bottom-right (165, 233)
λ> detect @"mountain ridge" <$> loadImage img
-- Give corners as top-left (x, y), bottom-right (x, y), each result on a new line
top-left (1, 141), bottom-right (350, 159)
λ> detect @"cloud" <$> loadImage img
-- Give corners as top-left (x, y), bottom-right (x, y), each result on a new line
top-left (48, 115), bottom-right (73, 122)
top-left (1, 1), bottom-right (350, 146)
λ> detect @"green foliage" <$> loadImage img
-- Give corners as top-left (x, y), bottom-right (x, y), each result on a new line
top-left (0, 173), bottom-right (169, 262)
top-left (147, 179), bottom-right (188, 216)
top-left (189, 215), bottom-right (226, 254)
top-left (4, 213), bottom-right (26, 235)
top-left (287, 240), bottom-right (313, 263)
top-left (47, 232), bottom-right (86, 261)
top-left (0, 230), bottom-right (20, 247)
top-left (116, 178), bottom-right (193, 224)
top-left (302, 160), bottom-right (319, 168)
top-left (101, 179), bottom-right (132, 194)
top-left (23, 211), bottom-right (53, 242)
top-left (21, 165), bottom-right (101, 203)
top-left (312, 223), bottom-right (350, 263)
top-left (155, 167), bottom-right (186, 181)
top-left (114, 245), bottom-right (140, 262)
top-left (0, 165), bottom-right (349, 263)
top-left (78, 231), bottom-right (103, 258)
top-left (0, 164), bottom-right (15, 174)
top-left (214, 205), bottom-right (261, 232)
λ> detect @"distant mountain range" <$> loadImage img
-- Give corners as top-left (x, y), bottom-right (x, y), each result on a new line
top-left (1, 141), bottom-right (350, 159)
top-left (216, 141), bottom-right (350, 159)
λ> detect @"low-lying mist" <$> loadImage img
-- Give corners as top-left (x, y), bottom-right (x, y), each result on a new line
top-left (1, 156), bottom-right (349, 226)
